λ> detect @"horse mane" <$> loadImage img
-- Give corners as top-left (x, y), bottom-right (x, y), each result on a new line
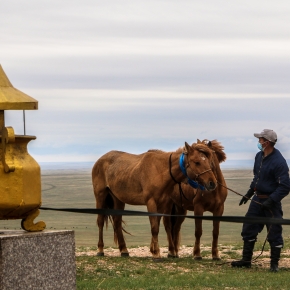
top-left (201, 139), bottom-right (226, 163)
top-left (191, 143), bottom-right (213, 159)
top-left (147, 149), bottom-right (166, 153)
top-left (148, 142), bottom-right (220, 161)
top-left (148, 148), bottom-right (184, 154)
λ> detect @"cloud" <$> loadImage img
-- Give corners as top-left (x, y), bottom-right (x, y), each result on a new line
top-left (2, 1), bottom-right (290, 40)
top-left (1, 1), bottom-right (290, 163)
top-left (2, 41), bottom-right (289, 94)
top-left (4, 94), bottom-right (289, 162)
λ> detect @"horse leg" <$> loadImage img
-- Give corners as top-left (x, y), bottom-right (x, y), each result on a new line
top-left (211, 219), bottom-right (221, 260)
top-left (163, 215), bottom-right (176, 257)
top-left (112, 199), bottom-right (129, 257)
top-left (163, 201), bottom-right (177, 258)
top-left (168, 205), bottom-right (187, 258)
top-left (193, 207), bottom-right (203, 260)
top-left (96, 213), bottom-right (105, 256)
top-left (173, 207), bottom-right (187, 257)
top-left (211, 206), bottom-right (224, 260)
top-left (95, 190), bottom-right (108, 256)
top-left (149, 215), bottom-right (162, 258)
top-left (147, 199), bottom-right (161, 258)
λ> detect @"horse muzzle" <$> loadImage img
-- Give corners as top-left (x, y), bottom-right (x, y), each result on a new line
top-left (204, 181), bottom-right (217, 191)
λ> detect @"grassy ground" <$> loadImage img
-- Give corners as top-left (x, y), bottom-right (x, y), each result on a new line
top-left (2, 168), bottom-right (290, 289)
top-left (76, 240), bottom-right (290, 290)
top-left (2, 168), bottom-right (290, 247)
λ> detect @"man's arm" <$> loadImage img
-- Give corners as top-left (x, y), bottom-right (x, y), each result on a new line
top-left (269, 163), bottom-right (290, 203)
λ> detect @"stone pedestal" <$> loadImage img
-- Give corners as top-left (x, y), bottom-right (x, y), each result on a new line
top-left (0, 230), bottom-right (76, 290)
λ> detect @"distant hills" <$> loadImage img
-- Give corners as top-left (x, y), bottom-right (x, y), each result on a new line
top-left (39, 159), bottom-right (290, 171)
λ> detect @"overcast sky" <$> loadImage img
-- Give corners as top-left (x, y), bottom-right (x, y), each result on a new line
top-left (1, 1), bottom-right (290, 167)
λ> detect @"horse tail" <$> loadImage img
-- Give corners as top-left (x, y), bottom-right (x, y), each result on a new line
top-left (101, 191), bottom-right (119, 244)
top-left (103, 191), bottom-right (114, 230)
top-left (105, 188), bottom-right (132, 245)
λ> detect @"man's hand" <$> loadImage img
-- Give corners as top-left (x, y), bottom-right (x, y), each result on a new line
top-left (261, 198), bottom-right (274, 210)
top-left (239, 188), bottom-right (255, 206)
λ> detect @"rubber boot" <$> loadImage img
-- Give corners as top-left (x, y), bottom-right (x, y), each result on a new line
top-left (270, 247), bottom-right (281, 272)
top-left (231, 240), bottom-right (255, 268)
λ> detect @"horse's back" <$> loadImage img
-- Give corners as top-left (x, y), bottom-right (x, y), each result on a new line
top-left (92, 150), bottom-right (154, 187)
top-left (92, 149), bottom-right (168, 175)
top-left (92, 150), bottom-right (144, 174)
top-left (92, 150), bottom-right (169, 205)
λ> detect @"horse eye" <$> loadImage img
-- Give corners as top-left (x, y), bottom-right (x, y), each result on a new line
top-left (195, 161), bottom-right (200, 166)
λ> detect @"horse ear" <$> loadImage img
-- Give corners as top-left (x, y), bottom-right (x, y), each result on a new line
top-left (207, 141), bottom-right (212, 148)
top-left (197, 139), bottom-right (201, 143)
top-left (184, 142), bottom-right (191, 154)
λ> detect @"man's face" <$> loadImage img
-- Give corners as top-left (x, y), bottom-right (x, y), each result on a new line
top-left (258, 138), bottom-right (269, 148)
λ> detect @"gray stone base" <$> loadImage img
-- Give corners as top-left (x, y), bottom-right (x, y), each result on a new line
top-left (0, 230), bottom-right (76, 290)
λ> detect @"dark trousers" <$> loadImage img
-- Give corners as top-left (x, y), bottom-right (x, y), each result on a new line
top-left (241, 195), bottom-right (283, 247)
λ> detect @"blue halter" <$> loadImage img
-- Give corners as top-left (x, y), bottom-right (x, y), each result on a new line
top-left (179, 153), bottom-right (205, 190)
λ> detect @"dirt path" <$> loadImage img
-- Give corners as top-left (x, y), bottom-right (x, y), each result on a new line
top-left (76, 245), bottom-right (290, 269)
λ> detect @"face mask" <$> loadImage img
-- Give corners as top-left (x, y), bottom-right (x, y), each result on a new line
top-left (257, 141), bottom-right (267, 151)
top-left (257, 142), bottom-right (263, 151)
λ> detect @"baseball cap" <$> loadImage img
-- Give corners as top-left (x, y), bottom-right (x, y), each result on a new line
top-left (254, 129), bottom-right (277, 143)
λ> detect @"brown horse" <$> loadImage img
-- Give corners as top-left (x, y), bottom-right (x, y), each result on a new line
top-left (166, 139), bottom-right (227, 259)
top-left (92, 142), bottom-right (217, 259)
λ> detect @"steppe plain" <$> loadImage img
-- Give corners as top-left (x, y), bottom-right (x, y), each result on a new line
top-left (2, 166), bottom-right (290, 251)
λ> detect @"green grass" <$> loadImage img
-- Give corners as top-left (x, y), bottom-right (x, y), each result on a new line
top-left (2, 168), bottom-right (290, 289)
top-left (76, 239), bottom-right (290, 289)
top-left (76, 250), bottom-right (290, 290)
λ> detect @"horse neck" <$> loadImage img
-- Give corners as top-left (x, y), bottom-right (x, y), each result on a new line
top-left (212, 154), bottom-right (226, 188)
top-left (169, 152), bottom-right (185, 183)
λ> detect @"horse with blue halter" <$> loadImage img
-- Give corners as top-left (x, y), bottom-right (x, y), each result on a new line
top-left (167, 139), bottom-right (227, 259)
top-left (92, 141), bottom-right (217, 259)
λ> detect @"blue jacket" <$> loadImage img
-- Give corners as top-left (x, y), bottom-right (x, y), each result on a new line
top-left (250, 148), bottom-right (290, 202)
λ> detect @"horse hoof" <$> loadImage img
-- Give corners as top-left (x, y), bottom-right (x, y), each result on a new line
top-left (212, 257), bottom-right (221, 261)
top-left (96, 252), bottom-right (104, 257)
top-left (153, 258), bottom-right (164, 263)
top-left (167, 254), bottom-right (178, 258)
top-left (194, 256), bottom-right (202, 260)
top-left (121, 252), bottom-right (129, 257)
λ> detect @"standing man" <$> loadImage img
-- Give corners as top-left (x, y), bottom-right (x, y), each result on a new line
top-left (231, 129), bottom-right (290, 272)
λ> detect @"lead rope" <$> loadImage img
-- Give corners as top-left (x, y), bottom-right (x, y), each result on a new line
top-left (216, 181), bottom-right (273, 266)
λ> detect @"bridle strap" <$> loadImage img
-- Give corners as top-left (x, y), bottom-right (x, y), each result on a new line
top-left (179, 153), bottom-right (209, 190)
top-left (183, 153), bottom-right (212, 178)
top-left (194, 168), bottom-right (212, 178)
top-left (169, 153), bottom-right (189, 207)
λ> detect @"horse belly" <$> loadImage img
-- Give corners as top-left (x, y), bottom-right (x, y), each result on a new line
top-left (96, 151), bottom-right (152, 206)
top-left (109, 183), bottom-right (146, 206)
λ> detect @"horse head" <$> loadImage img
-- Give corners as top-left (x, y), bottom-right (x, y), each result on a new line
top-left (196, 139), bottom-right (227, 174)
top-left (199, 139), bottom-right (226, 163)
top-left (183, 142), bottom-right (217, 191)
